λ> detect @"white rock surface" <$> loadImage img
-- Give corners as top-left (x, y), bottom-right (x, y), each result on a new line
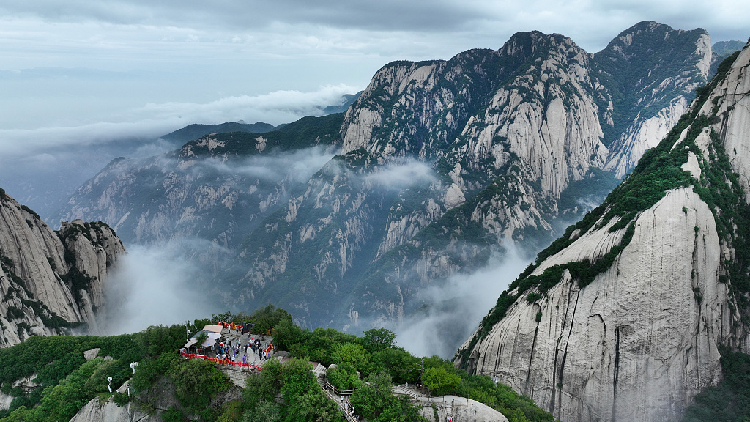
top-left (69, 382), bottom-right (156, 422)
top-left (0, 193), bottom-right (124, 346)
top-left (459, 42), bottom-right (750, 422)
top-left (462, 188), bottom-right (738, 421)
top-left (415, 395), bottom-right (509, 422)
top-left (394, 385), bottom-right (509, 422)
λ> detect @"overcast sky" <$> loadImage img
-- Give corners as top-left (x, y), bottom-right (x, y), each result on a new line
top-left (0, 0), bottom-right (748, 160)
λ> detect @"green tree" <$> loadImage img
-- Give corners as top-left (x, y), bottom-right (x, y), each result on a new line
top-left (272, 317), bottom-right (307, 351)
top-left (373, 396), bottom-right (428, 422)
top-left (326, 363), bottom-right (360, 391)
top-left (285, 389), bottom-right (346, 422)
top-left (360, 328), bottom-right (396, 353)
top-left (349, 372), bottom-right (396, 420)
top-left (421, 366), bottom-right (461, 396)
top-left (372, 348), bottom-right (420, 384)
top-left (167, 358), bottom-right (232, 414)
top-left (241, 400), bottom-right (281, 422)
top-left (280, 359), bottom-right (316, 405)
top-left (130, 353), bottom-right (179, 395)
top-left (333, 343), bottom-right (370, 374)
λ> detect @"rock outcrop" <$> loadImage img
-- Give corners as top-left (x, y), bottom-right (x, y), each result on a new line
top-left (393, 385), bottom-right (509, 422)
top-left (456, 41), bottom-right (750, 421)
top-left (0, 189), bottom-right (125, 346)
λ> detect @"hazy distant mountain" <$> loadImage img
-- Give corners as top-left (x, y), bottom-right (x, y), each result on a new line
top-left (160, 121), bottom-right (278, 144)
top-left (58, 22), bottom-right (716, 346)
top-left (0, 92), bottom-right (360, 224)
top-left (713, 40), bottom-right (746, 56)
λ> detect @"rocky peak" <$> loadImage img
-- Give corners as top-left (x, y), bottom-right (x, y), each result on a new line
top-left (599, 22), bottom-right (713, 177)
top-left (456, 42), bottom-right (750, 422)
top-left (54, 22), bottom-right (720, 335)
top-left (0, 189), bottom-right (125, 346)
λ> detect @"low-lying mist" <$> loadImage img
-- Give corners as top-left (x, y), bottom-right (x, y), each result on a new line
top-left (392, 245), bottom-right (531, 359)
top-left (103, 242), bottom-right (222, 335)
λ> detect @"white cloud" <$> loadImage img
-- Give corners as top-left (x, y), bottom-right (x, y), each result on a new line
top-left (191, 147), bottom-right (336, 184)
top-left (0, 85), bottom-right (356, 158)
top-left (103, 242), bottom-right (219, 335)
top-left (393, 245), bottom-right (531, 358)
top-left (365, 160), bottom-right (438, 190)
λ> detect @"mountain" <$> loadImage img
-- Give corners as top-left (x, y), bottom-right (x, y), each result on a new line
top-left (159, 121), bottom-right (278, 145)
top-left (0, 188), bottom-right (125, 346)
top-left (0, 90), bottom-right (361, 224)
top-left (713, 40), bottom-right (747, 57)
top-left (455, 40), bottom-right (750, 421)
top-left (55, 22), bottom-right (714, 336)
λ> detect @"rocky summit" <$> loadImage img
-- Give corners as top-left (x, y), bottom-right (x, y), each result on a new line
top-left (55, 22), bottom-right (723, 332)
top-left (456, 40), bottom-right (750, 421)
top-left (0, 189), bottom-right (125, 346)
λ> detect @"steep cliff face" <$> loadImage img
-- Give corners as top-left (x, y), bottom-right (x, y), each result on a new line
top-left (0, 190), bottom-right (124, 346)
top-left (601, 22), bottom-right (713, 177)
top-left (55, 22), bottom-right (715, 331)
top-left (328, 23), bottom-right (712, 326)
top-left (457, 41), bottom-right (750, 421)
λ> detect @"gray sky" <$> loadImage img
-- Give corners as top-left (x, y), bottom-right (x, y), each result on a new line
top-left (0, 0), bottom-right (748, 159)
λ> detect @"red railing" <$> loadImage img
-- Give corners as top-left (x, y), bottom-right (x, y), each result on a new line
top-left (180, 350), bottom-right (263, 370)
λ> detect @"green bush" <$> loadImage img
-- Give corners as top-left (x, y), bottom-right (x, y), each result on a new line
top-left (326, 363), bottom-right (360, 391)
top-left (162, 406), bottom-right (187, 422)
top-left (168, 358), bottom-right (232, 414)
top-left (422, 366), bottom-right (461, 396)
top-left (241, 358), bottom-right (345, 422)
top-left (112, 392), bottom-right (130, 407)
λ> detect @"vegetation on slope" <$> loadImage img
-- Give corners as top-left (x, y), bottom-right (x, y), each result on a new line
top-left (0, 304), bottom-right (556, 422)
top-left (593, 22), bottom-right (709, 146)
top-left (456, 49), bottom-right (744, 367)
top-left (681, 347), bottom-right (750, 422)
top-left (180, 113), bottom-right (344, 157)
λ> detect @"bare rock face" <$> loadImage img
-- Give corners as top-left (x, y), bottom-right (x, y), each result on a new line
top-left (69, 382), bottom-right (156, 422)
top-left (0, 191), bottom-right (125, 346)
top-left (457, 41), bottom-right (750, 421)
top-left (460, 189), bottom-right (731, 421)
top-left (53, 22), bottom-right (717, 331)
top-left (414, 395), bottom-right (509, 422)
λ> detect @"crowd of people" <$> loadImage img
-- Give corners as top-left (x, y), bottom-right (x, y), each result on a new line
top-left (180, 322), bottom-right (275, 370)
top-left (181, 322), bottom-right (371, 421)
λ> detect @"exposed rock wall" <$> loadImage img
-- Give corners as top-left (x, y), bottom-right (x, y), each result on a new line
top-left (461, 188), bottom-right (734, 421)
top-left (0, 191), bottom-right (124, 346)
top-left (53, 22), bottom-right (716, 331)
top-left (414, 395), bottom-right (509, 422)
top-left (458, 41), bottom-right (750, 422)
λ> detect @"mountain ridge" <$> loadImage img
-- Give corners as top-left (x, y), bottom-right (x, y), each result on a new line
top-left (55, 22), bottom-right (720, 338)
top-left (455, 40), bottom-right (750, 421)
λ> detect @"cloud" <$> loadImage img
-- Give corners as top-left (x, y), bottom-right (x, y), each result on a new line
top-left (365, 159), bottom-right (438, 191)
top-left (1, 1), bottom-right (746, 59)
top-left (392, 245), bottom-right (531, 359)
top-left (188, 146), bottom-right (337, 184)
top-left (136, 84), bottom-right (358, 125)
top-left (102, 242), bottom-right (221, 335)
top-left (0, 1), bottom-right (482, 33)
top-left (0, 84), bottom-right (357, 158)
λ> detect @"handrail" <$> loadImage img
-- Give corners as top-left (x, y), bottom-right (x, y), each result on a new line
top-left (179, 350), bottom-right (263, 371)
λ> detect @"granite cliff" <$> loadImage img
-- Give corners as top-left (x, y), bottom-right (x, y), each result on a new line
top-left (0, 189), bottom-right (125, 346)
top-left (456, 40), bottom-right (750, 421)
top-left (55, 22), bottom-right (722, 332)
